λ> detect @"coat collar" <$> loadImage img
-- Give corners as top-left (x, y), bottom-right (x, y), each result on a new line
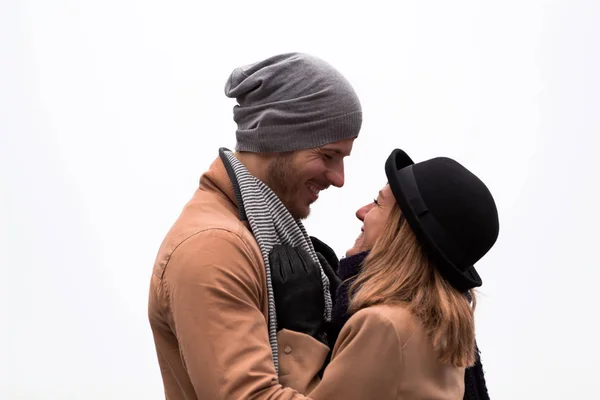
top-left (199, 153), bottom-right (247, 221)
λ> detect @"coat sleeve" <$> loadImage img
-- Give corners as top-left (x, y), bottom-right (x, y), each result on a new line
top-left (277, 329), bottom-right (331, 393)
top-left (163, 228), bottom-right (322, 399)
top-left (280, 308), bottom-right (403, 399)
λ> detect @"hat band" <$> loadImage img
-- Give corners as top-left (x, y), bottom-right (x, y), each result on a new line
top-left (397, 166), bottom-right (467, 268)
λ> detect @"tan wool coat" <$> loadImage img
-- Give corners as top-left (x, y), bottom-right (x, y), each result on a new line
top-left (278, 304), bottom-right (466, 400)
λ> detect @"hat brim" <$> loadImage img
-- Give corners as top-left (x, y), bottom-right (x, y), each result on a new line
top-left (384, 149), bottom-right (482, 291)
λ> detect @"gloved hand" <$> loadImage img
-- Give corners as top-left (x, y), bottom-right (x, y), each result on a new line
top-left (268, 245), bottom-right (325, 340)
top-left (310, 236), bottom-right (339, 272)
top-left (316, 253), bottom-right (342, 299)
top-left (309, 237), bottom-right (345, 353)
top-left (310, 236), bottom-right (342, 298)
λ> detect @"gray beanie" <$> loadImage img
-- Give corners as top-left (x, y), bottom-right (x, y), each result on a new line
top-left (224, 52), bottom-right (362, 153)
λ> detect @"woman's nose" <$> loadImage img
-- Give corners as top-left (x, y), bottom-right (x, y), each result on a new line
top-left (355, 203), bottom-right (375, 221)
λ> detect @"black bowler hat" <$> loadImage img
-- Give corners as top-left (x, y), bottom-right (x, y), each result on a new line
top-left (384, 149), bottom-right (500, 291)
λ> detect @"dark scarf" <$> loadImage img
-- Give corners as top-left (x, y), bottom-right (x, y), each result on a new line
top-left (327, 251), bottom-right (370, 348)
top-left (327, 251), bottom-right (490, 400)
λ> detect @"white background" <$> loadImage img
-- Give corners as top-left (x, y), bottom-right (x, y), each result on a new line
top-left (2, 0), bottom-right (598, 398)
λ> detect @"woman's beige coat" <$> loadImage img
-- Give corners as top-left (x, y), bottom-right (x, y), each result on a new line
top-left (278, 303), bottom-right (466, 400)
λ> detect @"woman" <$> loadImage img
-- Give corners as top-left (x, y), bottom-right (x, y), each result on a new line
top-left (273, 148), bottom-right (499, 399)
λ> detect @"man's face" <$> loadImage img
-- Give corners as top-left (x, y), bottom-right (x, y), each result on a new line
top-left (264, 138), bottom-right (355, 220)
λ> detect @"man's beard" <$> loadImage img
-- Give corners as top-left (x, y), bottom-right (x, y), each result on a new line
top-left (264, 153), bottom-right (310, 220)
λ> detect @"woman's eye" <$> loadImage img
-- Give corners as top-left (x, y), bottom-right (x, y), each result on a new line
top-left (373, 198), bottom-right (379, 205)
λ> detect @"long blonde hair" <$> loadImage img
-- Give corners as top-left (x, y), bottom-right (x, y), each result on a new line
top-left (349, 203), bottom-right (476, 367)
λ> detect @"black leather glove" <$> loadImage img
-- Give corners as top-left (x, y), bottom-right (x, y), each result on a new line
top-left (268, 245), bottom-right (325, 340)
top-left (310, 236), bottom-right (342, 298)
top-left (316, 253), bottom-right (342, 299)
top-left (309, 237), bottom-right (344, 355)
top-left (310, 236), bottom-right (339, 272)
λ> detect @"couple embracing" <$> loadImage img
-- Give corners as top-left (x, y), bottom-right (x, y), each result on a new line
top-left (148, 52), bottom-right (498, 400)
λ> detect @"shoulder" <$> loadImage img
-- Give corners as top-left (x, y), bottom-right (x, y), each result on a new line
top-left (343, 304), bottom-right (417, 348)
top-left (166, 228), bottom-right (262, 277)
top-left (154, 195), bottom-right (263, 277)
top-left (180, 227), bottom-right (254, 254)
top-left (154, 227), bottom-right (267, 309)
top-left (155, 179), bottom-right (260, 261)
top-left (327, 304), bottom-right (405, 390)
top-left (335, 306), bottom-right (400, 351)
top-left (169, 202), bottom-right (258, 265)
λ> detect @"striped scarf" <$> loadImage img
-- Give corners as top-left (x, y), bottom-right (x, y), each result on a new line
top-left (219, 148), bottom-right (332, 373)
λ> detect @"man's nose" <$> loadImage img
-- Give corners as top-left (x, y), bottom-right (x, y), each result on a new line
top-left (325, 161), bottom-right (345, 188)
top-left (355, 203), bottom-right (375, 221)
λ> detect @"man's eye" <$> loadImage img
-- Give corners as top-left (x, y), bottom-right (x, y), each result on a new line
top-left (323, 154), bottom-right (333, 160)
top-left (373, 198), bottom-right (379, 205)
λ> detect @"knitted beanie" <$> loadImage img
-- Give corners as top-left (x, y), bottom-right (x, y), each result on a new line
top-left (224, 52), bottom-right (362, 152)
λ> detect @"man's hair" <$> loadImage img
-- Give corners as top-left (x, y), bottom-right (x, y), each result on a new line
top-left (349, 203), bottom-right (476, 367)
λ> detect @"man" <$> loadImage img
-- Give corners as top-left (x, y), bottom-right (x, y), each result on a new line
top-left (148, 52), bottom-right (362, 399)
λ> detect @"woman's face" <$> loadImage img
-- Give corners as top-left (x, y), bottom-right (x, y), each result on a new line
top-left (346, 184), bottom-right (396, 256)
